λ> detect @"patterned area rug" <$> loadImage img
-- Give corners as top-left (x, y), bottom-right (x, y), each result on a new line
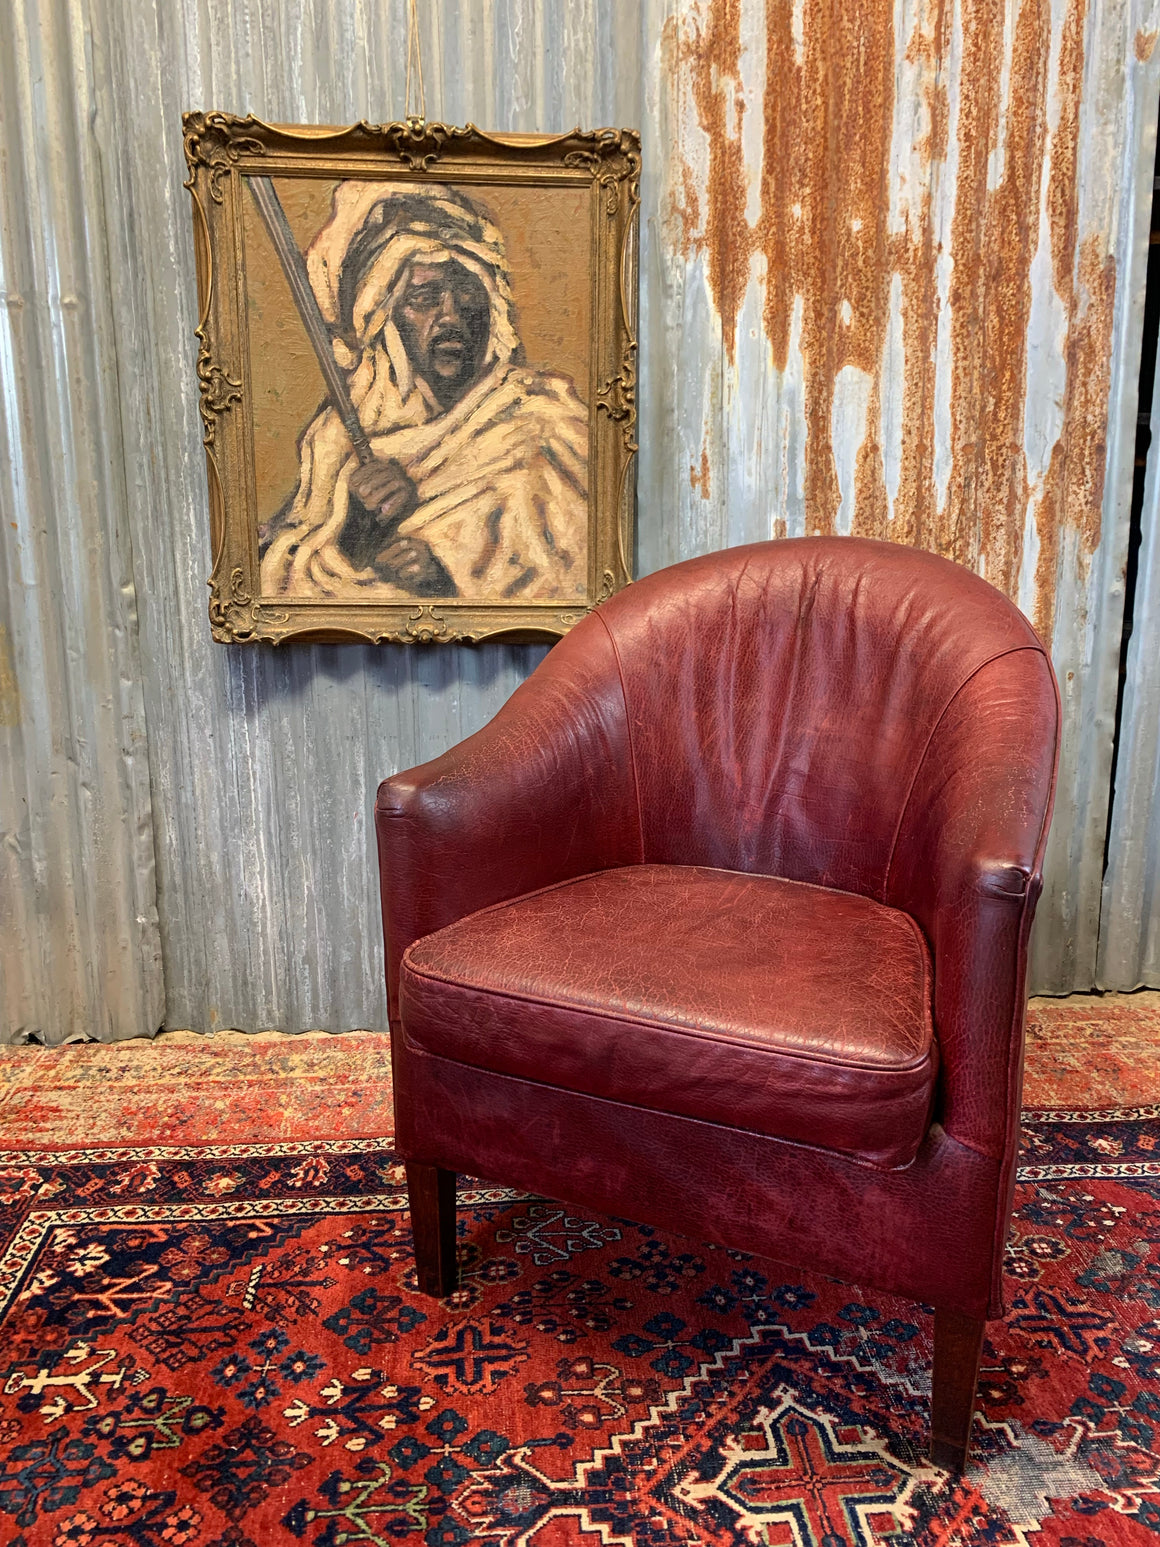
top-left (0, 1031), bottom-right (395, 1148)
top-left (2, 1103), bottom-right (1160, 1545)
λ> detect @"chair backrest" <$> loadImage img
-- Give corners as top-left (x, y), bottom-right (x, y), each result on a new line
top-left (593, 537), bottom-right (1053, 903)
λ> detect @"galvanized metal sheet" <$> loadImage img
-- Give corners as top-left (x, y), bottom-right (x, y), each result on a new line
top-left (1100, 305), bottom-right (1160, 989)
top-left (5, 0), bottom-right (1157, 1041)
top-left (90, 0), bottom-right (643, 1035)
top-left (0, 0), bottom-right (163, 1045)
top-left (650, 0), bottom-right (1160, 992)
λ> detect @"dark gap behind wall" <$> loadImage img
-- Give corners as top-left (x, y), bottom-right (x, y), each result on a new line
top-left (1104, 104), bottom-right (1160, 875)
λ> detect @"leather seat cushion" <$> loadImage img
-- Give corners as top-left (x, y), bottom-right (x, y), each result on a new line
top-left (399, 864), bottom-right (938, 1169)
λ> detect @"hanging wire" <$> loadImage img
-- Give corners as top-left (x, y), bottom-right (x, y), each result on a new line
top-left (405, 0), bottom-right (427, 123)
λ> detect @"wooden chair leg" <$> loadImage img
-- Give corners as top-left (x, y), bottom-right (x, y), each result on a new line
top-left (405, 1161), bottom-right (458, 1298)
top-left (930, 1308), bottom-right (986, 1472)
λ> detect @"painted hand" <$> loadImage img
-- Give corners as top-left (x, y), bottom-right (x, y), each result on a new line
top-left (375, 537), bottom-right (445, 592)
top-left (349, 458), bottom-right (418, 524)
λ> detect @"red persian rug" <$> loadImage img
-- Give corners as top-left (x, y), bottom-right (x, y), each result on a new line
top-left (1, 1105), bottom-right (1159, 1546)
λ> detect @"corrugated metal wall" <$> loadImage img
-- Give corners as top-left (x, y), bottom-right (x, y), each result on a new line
top-left (0, 0), bottom-right (163, 1044)
top-left (1100, 305), bottom-right (1160, 988)
top-left (655, 0), bottom-right (1160, 994)
top-left (93, 0), bottom-right (647, 1039)
top-left (2, 0), bottom-right (1158, 1043)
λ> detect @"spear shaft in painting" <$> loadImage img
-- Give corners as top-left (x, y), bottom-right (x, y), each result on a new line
top-left (247, 175), bottom-right (374, 466)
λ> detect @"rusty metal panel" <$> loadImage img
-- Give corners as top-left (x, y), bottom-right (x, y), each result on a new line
top-left (650, 0), bottom-right (1160, 991)
top-left (7, 0), bottom-right (1154, 1040)
top-left (88, 0), bottom-right (644, 1034)
top-left (1100, 309), bottom-right (1160, 989)
top-left (0, 0), bottom-right (163, 1044)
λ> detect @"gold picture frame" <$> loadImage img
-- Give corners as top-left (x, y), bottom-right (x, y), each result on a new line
top-left (182, 113), bottom-right (639, 644)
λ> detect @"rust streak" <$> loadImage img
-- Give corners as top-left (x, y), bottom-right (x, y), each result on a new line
top-left (679, 162), bottom-right (702, 252)
top-left (1034, 0), bottom-right (1112, 640)
top-left (681, 0), bottom-right (752, 362)
top-left (1035, 236), bottom-right (1117, 639)
top-left (894, 0), bottom-right (952, 551)
top-left (672, 0), bottom-right (1114, 623)
top-left (757, 0), bottom-right (800, 376)
top-left (758, 0), bottom-right (897, 536)
top-left (1048, 0), bottom-right (1085, 314)
top-left (946, 0), bottom-right (1051, 594)
top-left (1136, 26), bottom-right (1158, 61)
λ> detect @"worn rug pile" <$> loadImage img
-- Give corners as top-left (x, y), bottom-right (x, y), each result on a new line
top-left (0, 995), bottom-right (1158, 1546)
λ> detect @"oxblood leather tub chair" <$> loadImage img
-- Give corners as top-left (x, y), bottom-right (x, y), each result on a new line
top-left (376, 536), bottom-right (1059, 1472)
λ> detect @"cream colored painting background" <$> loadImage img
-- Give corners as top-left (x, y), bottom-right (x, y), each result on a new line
top-left (243, 176), bottom-right (594, 527)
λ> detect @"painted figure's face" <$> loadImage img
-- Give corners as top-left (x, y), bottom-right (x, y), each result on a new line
top-left (395, 259), bottom-right (490, 409)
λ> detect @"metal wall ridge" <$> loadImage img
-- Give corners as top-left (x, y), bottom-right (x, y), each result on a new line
top-left (1, 0), bottom-right (163, 1045)
top-left (1101, 308), bottom-right (1160, 989)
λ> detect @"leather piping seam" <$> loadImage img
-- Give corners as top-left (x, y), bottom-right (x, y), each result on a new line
top-left (407, 860), bottom-right (936, 956)
top-left (399, 969), bottom-right (935, 1073)
top-left (401, 1042), bottom-right (960, 1175)
top-left (989, 659), bottom-right (1062, 1310)
top-left (881, 643), bottom-right (1052, 902)
top-left (596, 610), bottom-right (646, 864)
top-left (401, 862), bottom-right (936, 1067)
top-left (898, 905), bottom-right (934, 1046)
top-left (988, 882), bottom-right (1037, 1308)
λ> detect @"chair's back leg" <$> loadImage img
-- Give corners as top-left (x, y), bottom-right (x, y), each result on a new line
top-left (405, 1161), bottom-right (458, 1297)
top-left (930, 1307), bottom-right (986, 1471)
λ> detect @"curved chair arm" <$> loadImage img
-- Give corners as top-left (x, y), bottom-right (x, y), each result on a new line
top-left (376, 617), bottom-right (642, 1021)
top-left (886, 646), bottom-right (1060, 1163)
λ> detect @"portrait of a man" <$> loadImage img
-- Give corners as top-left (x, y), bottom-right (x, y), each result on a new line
top-left (258, 182), bottom-right (590, 603)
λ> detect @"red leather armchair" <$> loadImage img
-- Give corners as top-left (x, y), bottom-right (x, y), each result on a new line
top-left (376, 537), bottom-right (1059, 1471)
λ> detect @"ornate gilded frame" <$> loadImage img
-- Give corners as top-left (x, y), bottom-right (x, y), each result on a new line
top-left (182, 114), bottom-right (639, 644)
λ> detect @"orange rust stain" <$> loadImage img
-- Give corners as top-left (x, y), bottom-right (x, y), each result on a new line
top-left (1032, 0), bottom-right (1115, 640)
top-left (1048, 0), bottom-right (1086, 311)
top-left (756, 0), bottom-right (800, 376)
top-left (893, 0), bottom-right (952, 551)
top-left (662, 16), bottom-right (705, 258)
top-left (679, 163), bottom-right (702, 252)
top-left (680, 0), bottom-right (753, 361)
top-left (983, 0), bottom-right (1049, 595)
top-left (942, 0), bottom-right (1006, 567)
top-left (1136, 26), bottom-right (1158, 60)
top-left (1033, 0), bottom-right (1087, 635)
top-left (674, 0), bottom-right (1112, 628)
top-left (854, 378), bottom-right (891, 536)
top-left (1034, 236), bottom-right (1117, 639)
top-left (756, 0), bottom-right (897, 536)
top-left (945, 0), bottom-right (1051, 594)
top-left (690, 449), bottom-right (712, 499)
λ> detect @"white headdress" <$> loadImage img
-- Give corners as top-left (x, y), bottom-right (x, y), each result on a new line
top-left (306, 181), bottom-right (520, 402)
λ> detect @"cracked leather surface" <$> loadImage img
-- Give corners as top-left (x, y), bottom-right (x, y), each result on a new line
top-left (402, 863), bottom-right (937, 1167)
top-left (376, 536), bottom-right (1060, 1319)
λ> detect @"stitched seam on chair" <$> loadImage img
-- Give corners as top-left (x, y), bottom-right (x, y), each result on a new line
top-left (401, 967), bottom-right (936, 1072)
top-left (881, 645), bottom-right (1051, 902)
top-left (989, 668), bottom-right (1060, 1308)
top-left (596, 610), bottom-right (646, 864)
top-left (405, 861), bottom-right (933, 940)
top-left (994, 660), bottom-right (1059, 1169)
top-left (899, 908), bottom-right (935, 1049)
top-left (892, 648), bottom-right (1056, 1199)
top-left (1028, 654), bottom-right (1062, 880)
top-left (403, 1041), bottom-right (948, 1173)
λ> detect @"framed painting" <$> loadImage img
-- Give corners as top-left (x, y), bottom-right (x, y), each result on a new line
top-left (181, 114), bottom-right (639, 644)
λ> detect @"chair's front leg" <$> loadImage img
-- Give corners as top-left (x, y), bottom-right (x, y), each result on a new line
top-left (405, 1161), bottom-right (458, 1297)
top-left (930, 1308), bottom-right (986, 1471)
